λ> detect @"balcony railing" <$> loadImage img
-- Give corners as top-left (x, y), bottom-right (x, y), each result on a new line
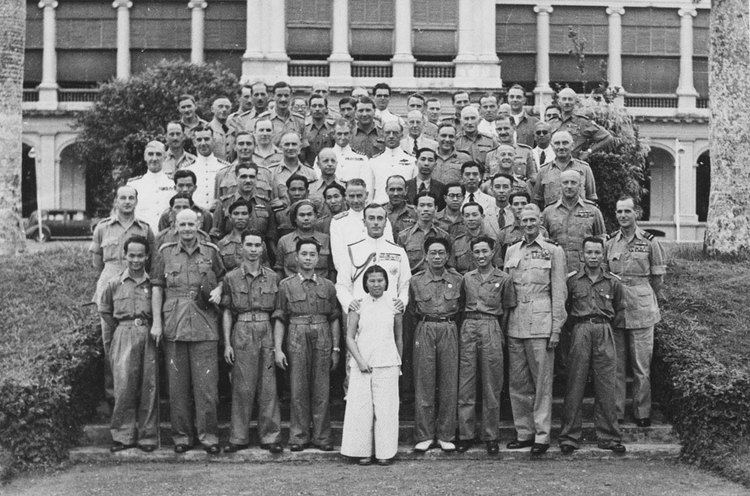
top-left (58, 88), bottom-right (100, 102)
top-left (351, 61), bottom-right (392, 78)
top-left (414, 62), bottom-right (455, 78)
top-left (624, 94), bottom-right (678, 108)
top-left (23, 89), bottom-right (39, 102)
top-left (287, 60), bottom-right (330, 78)
top-left (696, 97), bottom-right (709, 109)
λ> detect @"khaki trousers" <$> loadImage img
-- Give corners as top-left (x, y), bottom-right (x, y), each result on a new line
top-left (508, 337), bottom-right (554, 445)
top-left (614, 326), bottom-right (653, 419)
top-left (110, 322), bottom-right (158, 446)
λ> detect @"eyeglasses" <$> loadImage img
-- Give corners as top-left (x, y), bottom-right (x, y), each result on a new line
top-left (446, 193), bottom-right (464, 199)
top-left (535, 130), bottom-right (550, 135)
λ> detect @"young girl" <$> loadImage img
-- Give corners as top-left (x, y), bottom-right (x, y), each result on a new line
top-left (340, 265), bottom-right (403, 466)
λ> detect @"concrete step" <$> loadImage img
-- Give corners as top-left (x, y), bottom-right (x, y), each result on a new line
top-left (68, 443), bottom-right (681, 464)
top-left (81, 420), bottom-right (676, 447)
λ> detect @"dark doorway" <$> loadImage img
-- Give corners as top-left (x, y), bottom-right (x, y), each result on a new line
top-left (696, 151), bottom-right (710, 222)
top-left (21, 143), bottom-right (38, 218)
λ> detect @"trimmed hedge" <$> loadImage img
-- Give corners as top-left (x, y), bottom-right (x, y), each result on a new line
top-left (0, 247), bottom-right (102, 473)
top-left (653, 258), bottom-right (750, 484)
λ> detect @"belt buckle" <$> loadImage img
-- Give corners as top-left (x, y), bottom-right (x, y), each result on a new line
top-left (134, 318), bottom-right (146, 326)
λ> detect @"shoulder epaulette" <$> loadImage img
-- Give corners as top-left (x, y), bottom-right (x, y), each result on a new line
top-left (567, 270), bottom-right (578, 279)
top-left (606, 230), bottom-right (620, 240)
top-left (220, 193), bottom-right (235, 202)
top-left (643, 231), bottom-right (655, 241)
top-left (446, 267), bottom-right (463, 277)
top-left (217, 158), bottom-right (231, 166)
top-left (257, 110), bottom-right (272, 118)
top-left (608, 271), bottom-right (622, 280)
top-left (332, 211), bottom-right (349, 220)
top-left (582, 198), bottom-right (597, 205)
top-left (291, 111), bottom-right (305, 119)
top-left (385, 239), bottom-right (400, 247)
top-left (516, 143), bottom-right (532, 150)
top-left (127, 174), bottom-right (144, 183)
top-left (159, 241), bottom-right (178, 251)
top-left (97, 216), bottom-right (113, 226)
top-left (347, 238), bottom-right (366, 248)
top-left (199, 241), bottom-right (220, 251)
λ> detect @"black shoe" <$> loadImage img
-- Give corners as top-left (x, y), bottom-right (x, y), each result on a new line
top-left (358, 457), bottom-right (373, 466)
top-left (530, 443), bottom-right (549, 456)
top-left (377, 458), bottom-right (392, 466)
top-left (598, 441), bottom-right (626, 453)
top-left (138, 444), bottom-right (157, 453)
top-left (174, 444), bottom-right (192, 454)
top-left (261, 443), bottom-right (283, 454)
top-left (486, 441), bottom-right (499, 455)
top-left (560, 444), bottom-right (577, 455)
top-left (506, 439), bottom-right (534, 450)
top-left (316, 443), bottom-right (334, 452)
top-left (205, 444), bottom-right (221, 455)
top-left (635, 418), bottom-right (651, 428)
top-left (455, 440), bottom-right (473, 453)
top-left (109, 442), bottom-right (136, 453)
top-left (224, 443), bottom-right (250, 453)
top-left (290, 443), bottom-right (310, 452)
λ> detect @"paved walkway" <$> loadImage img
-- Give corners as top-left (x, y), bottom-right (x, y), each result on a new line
top-left (4, 459), bottom-right (747, 496)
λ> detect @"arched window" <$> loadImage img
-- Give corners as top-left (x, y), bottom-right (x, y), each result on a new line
top-left (59, 144), bottom-right (86, 211)
top-left (696, 151), bottom-right (710, 222)
top-left (642, 147), bottom-right (675, 222)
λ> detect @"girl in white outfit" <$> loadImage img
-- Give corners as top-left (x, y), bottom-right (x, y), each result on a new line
top-left (340, 265), bottom-right (403, 465)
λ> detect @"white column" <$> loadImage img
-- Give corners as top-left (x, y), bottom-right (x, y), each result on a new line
top-left (676, 7), bottom-right (698, 110)
top-left (533, 4), bottom-right (554, 115)
top-left (454, 0), bottom-right (500, 86)
top-left (241, 0), bottom-right (264, 81)
top-left (327, 0), bottom-right (352, 80)
top-left (113, 0), bottom-right (132, 79)
top-left (188, 0), bottom-right (207, 65)
top-left (37, 0), bottom-right (58, 108)
top-left (606, 6), bottom-right (624, 104)
top-left (262, 0), bottom-right (289, 78)
top-left (391, 0), bottom-right (415, 80)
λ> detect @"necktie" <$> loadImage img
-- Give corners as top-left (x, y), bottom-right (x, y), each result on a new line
top-left (539, 150), bottom-right (546, 164)
top-left (413, 138), bottom-right (419, 156)
top-left (469, 192), bottom-right (475, 203)
top-left (419, 182), bottom-right (427, 193)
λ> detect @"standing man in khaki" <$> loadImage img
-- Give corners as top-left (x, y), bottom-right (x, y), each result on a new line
top-left (504, 204), bottom-right (567, 456)
top-left (150, 209), bottom-right (225, 454)
top-left (605, 196), bottom-right (665, 427)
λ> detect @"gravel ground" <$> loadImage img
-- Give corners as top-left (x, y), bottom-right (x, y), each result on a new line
top-left (3, 459), bottom-right (747, 496)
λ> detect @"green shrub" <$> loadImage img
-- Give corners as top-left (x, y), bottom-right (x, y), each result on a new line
top-left (0, 247), bottom-right (102, 471)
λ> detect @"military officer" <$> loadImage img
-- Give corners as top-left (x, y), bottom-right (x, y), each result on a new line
top-left (185, 124), bottom-right (230, 211)
top-left (227, 82), bottom-right (266, 133)
top-left (207, 97), bottom-right (236, 161)
top-left (274, 199), bottom-right (332, 280)
top-left (314, 182), bottom-right (346, 235)
top-left (98, 235), bottom-right (158, 453)
top-left (552, 88), bottom-right (613, 160)
top-left (409, 237), bottom-right (463, 453)
top-left (534, 130), bottom-right (597, 208)
top-left (504, 204), bottom-right (567, 456)
top-left (217, 199), bottom-right (252, 272)
top-left (164, 121), bottom-right (197, 178)
top-left (157, 170), bottom-right (213, 234)
top-left (213, 131), bottom-right (274, 201)
top-left (435, 182), bottom-right (467, 237)
top-left (302, 94), bottom-right (335, 165)
top-left (542, 169), bottom-right (606, 273)
top-left (488, 116), bottom-right (538, 186)
top-left (367, 121), bottom-right (417, 205)
top-left (455, 106), bottom-right (497, 169)
top-left (605, 196), bottom-right (665, 427)
top-left (560, 237), bottom-right (625, 455)
top-left (506, 84), bottom-right (540, 147)
top-left (397, 191), bottom-right (450, 274)
top-left (497, 191), bottom-right (549, 261)
top-left (273, 239), bottom-right (341, 451)
top-left (156, 195), bottom-right (211, 248)
top-left (221, 232), bottom-right (283, 454)
top-left (434, 123), bottom-right (473, 185)
top-left (456, 235), bottom-right (517, 455)
top-left (250, 81), bottom-right (306, 147)
top-left (384, 175), bottom-right (418, 236)
top-left (350, 96), bottom-right (385, 159)
top-left (128, 140), bottom-right (175, 233)
top-left (150, 209), bottom-right (225, 454)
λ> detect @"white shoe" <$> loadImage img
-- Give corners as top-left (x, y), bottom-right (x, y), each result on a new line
top-left (438, 440), bottom-right (456, 452)
top-left (414, 440), bottom-right (433, 452)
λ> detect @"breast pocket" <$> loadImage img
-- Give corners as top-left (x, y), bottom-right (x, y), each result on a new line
top-left (231, 283), bottom-right (250, 308)
top-left (165, 263), bottom-right (182, 286)
top-left (101, 237), bottom-right (120, 262)
top-left (315, 285), bottom-right (333, 315)
top-left (113, 293), bottom-right (134, 317)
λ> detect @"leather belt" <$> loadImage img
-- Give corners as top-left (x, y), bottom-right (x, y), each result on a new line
top-left (572, 315), bottom-right (610, 325)
top-left (420, 315), bottom-right (456, 323)
top-left (289, 315), bottom-right (329, 325)
top-left (119, 318), bottom-right (151, 327)
top-left (237, 312), bottom-right (270, 322)
top-left (464, 312), bottom-right (497, 321)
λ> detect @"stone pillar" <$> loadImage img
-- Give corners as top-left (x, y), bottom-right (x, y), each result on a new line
top-left (37, 0), bottom-right (59, 109)
top-left (327, 0), bottom-right (352, 80)
top-left (606, 6), bottom-right (625, 105)
top-left (453, 0), bottom-right (501, 87)
top-left (241, 0), bottom-right (264, 80)
top-left (391, 0), bottom-right (415, 80)
top-left (113, 0), bottom-right (132, 79)
top-left (188, 0), bottom-right (207, 65)
top-left (533, 4), bottom-right (554, 115)
top-left (676, 7), bottom-right (698, 111)
top-left (262, 0), bottom-right (289, 79)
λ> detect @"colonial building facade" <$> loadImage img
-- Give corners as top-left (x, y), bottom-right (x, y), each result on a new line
top-left (21, 0), bottom-right (710, 241)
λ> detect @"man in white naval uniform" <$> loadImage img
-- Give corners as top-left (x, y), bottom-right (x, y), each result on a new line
top-left (128, 141), bottom-right (175, 232)
top-left (186, 124), bottom-right (230, 211)
top-left (329, 178), bottom-right (394, 272)
top-left (366, 121), bottom-right (417, 205)
top-left (313, 119), bottom-right (369, 186)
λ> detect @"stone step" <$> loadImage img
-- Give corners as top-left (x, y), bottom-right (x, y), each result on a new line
top-left (68, 443), bottom-right (681, 464)
top-left (81, 420), bottom-right (676, 447)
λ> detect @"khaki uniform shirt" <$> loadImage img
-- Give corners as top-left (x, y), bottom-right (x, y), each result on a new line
top-left (303, 119), bottom-right (335, 165)
top-left (452, 228), bottom-right (494, 274)
top-left (397, 223), bottom-right (451, 273)
top-left (542, 198), bottom-right (606, 273)
top-left (211, 193), bottom-right (276, 244)
top-left (409, 268), bottom-right (464, 317)
top-left (252, 148), bottom-right (284, 170)
top-left (554, 112), bottom-right (612, 157)
top-left (504, 234), bottom-right (567, 338)
top-left (270, 161), bottom-right (317, 201)
top-left (434, 209), bottom-right (466, 238)
top-left (209, 118), bottom-right (236, 162)
top-left (156, 227), bottom-right (210, 249)
top-left (151, 240), bottom-right (226, 342)
top-left (567, 269), bottom-right (623, 321)
top-left (511, 112), bottom-right (540, 148)
top-left (434, 149), bottom-right (473, 184)
top-left (250, 109), bottom-right (307, 147)
top-left (605, 228), bottom-right (665, 329)
top-left (217, 231), bottom-right (243, 272)
top-left (220, 263), bottom-right (277, 315)
top-left (274, 230), bottom-right (332, 280)
top-left (485, 143), bottom-right (538, 182)
top-left (385, 203), bottom-right (418, 236)
top-left (227, 108), bottom-right (260, 134)
top-left (455, 132), bottom-right (497, 168)
top-left (272, 273), bottom-right (340, 322)
top-left (350, 123), bottom-right (385, 159)
top-left (533, 158), bottom-right (598, 208)
top-left (462, 268), bottom-right (517, 316)
top-left (98, 269), bottom-right (152, 322)
top-left (163, 150), bottom-right (196, 179)
top-left (213, 160), bottom-right (274, 201)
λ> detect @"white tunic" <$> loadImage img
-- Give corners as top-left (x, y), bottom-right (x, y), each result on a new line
top-left (313, 144), bottom-right (369, 185)
top-left (353, 296), bottom-right (401, 368)
top-left (335, 235), bottom-right (411, 312)
top-left (366, 147), bottom-right (417, 205)
top-left (128, 170), bottom-right (175, 233)
top-left (185, 153), bottom-right (226, 210)
top-left (329, 209), bottom-right (394, 271)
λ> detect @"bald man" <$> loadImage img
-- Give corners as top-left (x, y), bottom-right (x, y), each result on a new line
top-left (455, 106), bottom-right (497, 169)
top-left (208, 97), bottom-right (236, 161)
top-left (128, 141), bottom-right (176, 232)
top-left (552, 88), bottom-right (613, 160)
top-left (534, 130), bottom-right (598, 208)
